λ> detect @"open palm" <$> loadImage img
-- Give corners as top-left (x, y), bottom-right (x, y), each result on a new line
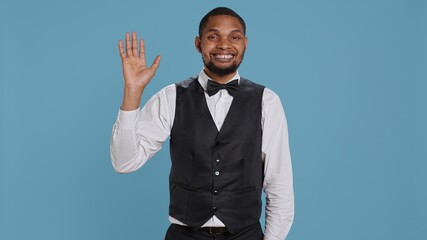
top-left (119, 32), bottom-right (160, 91)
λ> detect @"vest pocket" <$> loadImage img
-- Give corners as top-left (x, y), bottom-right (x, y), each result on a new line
top-left (170, 183), bottom-right (212, 224)
top-left (221, 187), bottom-right (262, 225)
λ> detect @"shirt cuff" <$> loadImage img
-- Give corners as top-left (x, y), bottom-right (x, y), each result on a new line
top-left (116, 107), bottom-right (140, 129)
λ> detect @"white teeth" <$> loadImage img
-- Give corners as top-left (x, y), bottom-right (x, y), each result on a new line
top-left (215, 54), bottom-right (233, 59)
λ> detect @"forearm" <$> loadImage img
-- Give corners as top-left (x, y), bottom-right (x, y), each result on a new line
top-left (263, 150), bottom-right (294, 239)
top-left (111, 87), bottom-right (145, 172)
top-left (110, 86), bottom-right (174, 173)
top-left (263, 177), bottom-right (294, 240)
top-left (110, 109), bottom-right (148, 173)
top-left (263, 143), bottom-right (295, 239)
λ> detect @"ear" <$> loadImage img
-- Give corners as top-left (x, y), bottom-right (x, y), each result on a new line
top-left (195, 36), bottom-right (202, 53)
top-left (244, 36), bottom-right (248, 49)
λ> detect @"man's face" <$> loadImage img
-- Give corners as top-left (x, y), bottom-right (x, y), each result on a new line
top-left (195, 15), bottom-right (247, 79)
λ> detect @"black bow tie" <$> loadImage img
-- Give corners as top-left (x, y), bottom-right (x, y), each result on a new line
top-left (206, 79), bottom-right (239, 97)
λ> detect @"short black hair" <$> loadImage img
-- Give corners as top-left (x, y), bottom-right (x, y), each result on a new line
top-left (199, 7), bottom-right (246, 37)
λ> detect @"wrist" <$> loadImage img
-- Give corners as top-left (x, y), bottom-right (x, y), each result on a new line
top-left (121, 100), bottom-right (141, 111)
top-left (124, 85), bottom-right (144, 94)
top-left (121, 87), bottom-right (144, 111)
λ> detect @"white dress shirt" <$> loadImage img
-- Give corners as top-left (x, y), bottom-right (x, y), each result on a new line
top-left (110, 70), bottom-right (294, 240)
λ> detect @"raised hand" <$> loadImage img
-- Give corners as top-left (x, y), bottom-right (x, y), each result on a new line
top-left (118, 32), bottom-right (161, 110)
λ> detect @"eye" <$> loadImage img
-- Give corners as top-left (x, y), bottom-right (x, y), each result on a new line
top-left (231, 35), bottom-right (242, 41)
top-left (207, 35), bottom-right (219, 40)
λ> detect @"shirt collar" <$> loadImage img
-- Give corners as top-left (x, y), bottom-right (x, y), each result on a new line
top-left (197, 69), bottom-right (241, 91)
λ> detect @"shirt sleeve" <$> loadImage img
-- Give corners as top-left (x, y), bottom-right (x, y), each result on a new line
top-left (110, 84), bottom-right (176, 173)
top-left (261, 88), bottom-right (295, 240)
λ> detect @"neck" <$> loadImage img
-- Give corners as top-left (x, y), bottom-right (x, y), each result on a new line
top-left (204, 69), bottom-right (237, 84)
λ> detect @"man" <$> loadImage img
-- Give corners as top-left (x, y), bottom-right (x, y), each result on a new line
top-left (110, 7), bottom-right (294, 240)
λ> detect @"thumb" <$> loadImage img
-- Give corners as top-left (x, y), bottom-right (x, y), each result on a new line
top-left (150, 55), bottom-right (161, 72)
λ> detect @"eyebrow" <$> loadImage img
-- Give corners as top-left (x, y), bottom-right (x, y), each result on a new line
top-left (206, 28), bottom-right (244, 34)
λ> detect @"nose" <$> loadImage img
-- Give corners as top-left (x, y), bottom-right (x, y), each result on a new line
top-left (217, 37), bottom-right (231, 49)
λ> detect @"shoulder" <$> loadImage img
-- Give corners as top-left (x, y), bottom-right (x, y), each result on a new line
top-left (262, 87), bottom-right (281, 103)
top-left (150, 83), bottom-right (176, 99)
top-left (261, 87), bottom-right (287, 117)
top-left (239, 77), bottom-right (280, 103)
top-left (175, 76), bottom-right (198, 88)
top-left (151, 75), bottom-right (199, 100)
top-left (161, 83), bottom-right (176, 96)
top-left (144, 84), bottom-right (176, 108)
top-left (238, 77), bottom-right (285, 112)
top-left (239, 78), bottom-right (265, 102)
top-left (240, 77), bottom-right (265, 90)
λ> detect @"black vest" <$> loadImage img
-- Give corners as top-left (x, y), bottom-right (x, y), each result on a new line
top-left (169, 76), bottom-right (265, 233)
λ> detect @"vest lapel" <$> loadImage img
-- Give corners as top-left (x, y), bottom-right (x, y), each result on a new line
top-left (196, 79), bottom-right (244, 136)
top-left (195, 80), bottom-right (220, 134)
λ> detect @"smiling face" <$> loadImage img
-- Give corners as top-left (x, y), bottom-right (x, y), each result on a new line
top-left (195, 15), bottom-right (248, 83)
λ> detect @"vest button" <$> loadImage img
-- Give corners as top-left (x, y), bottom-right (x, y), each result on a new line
top-left (214, 171), bottom-right (220, 176)
top-left (212, 206), bottom-right (217, 212)
top-left (213, 189), bottom-right (219, 195)
top-left (216, 158), bottom-right (220, 163)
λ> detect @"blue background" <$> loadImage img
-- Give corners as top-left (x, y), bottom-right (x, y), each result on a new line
top-left (1, 0), bottom-right (426, 239)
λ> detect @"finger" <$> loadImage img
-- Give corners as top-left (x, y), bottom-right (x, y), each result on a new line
top-left (125, 32), bottom-right (132, 57)
top-left (118, 40), bottom-right (125, 59)
top-left (132, 32), bottom-right (138, 57)
top-left (150, 55), bottom-right (161, 72)
top-left (139, 39), bottom-right (146, 66)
